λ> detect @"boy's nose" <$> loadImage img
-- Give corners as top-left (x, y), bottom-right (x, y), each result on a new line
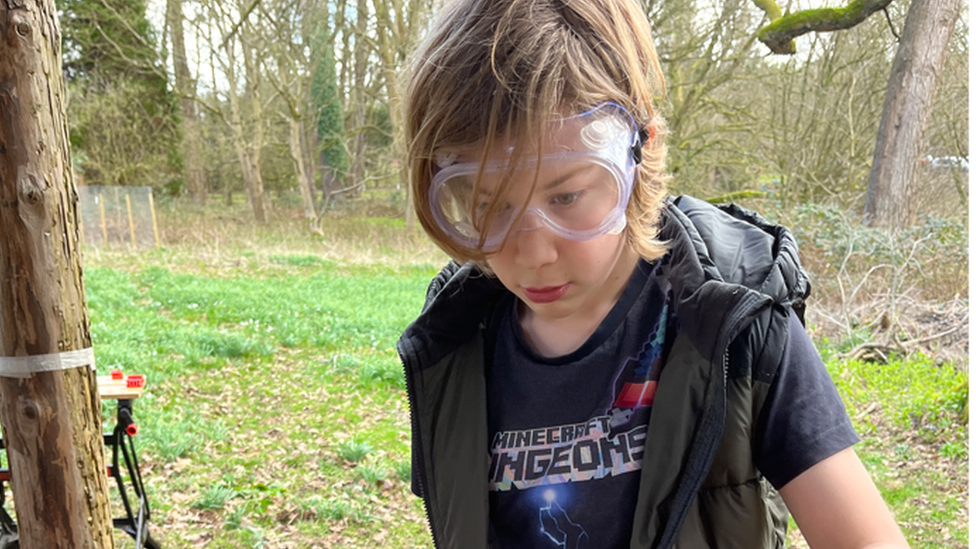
top-left (513, 209), bottom-right (545, 233)
top-left (513, 214), bottom-right (557, 268)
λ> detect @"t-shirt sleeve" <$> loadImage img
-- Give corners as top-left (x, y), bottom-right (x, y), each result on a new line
top-left (754, 311), bottom-right (860, 490)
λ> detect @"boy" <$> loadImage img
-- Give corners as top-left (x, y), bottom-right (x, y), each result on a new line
top-left (397, 1), bottom-right (910, 547)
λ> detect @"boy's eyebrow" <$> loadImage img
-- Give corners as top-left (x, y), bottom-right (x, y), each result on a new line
top-left (476, 164), bottom-right (598, 197)
top-left (543, 164), bottom-right (598, 190)
top-left (544, 172), bottom-right (575, 190)
top-left (477, 172), bottom-right (571, 198)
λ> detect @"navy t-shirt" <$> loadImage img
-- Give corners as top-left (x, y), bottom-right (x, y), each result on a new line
top-left (485, 259), bottom-right (858, 549)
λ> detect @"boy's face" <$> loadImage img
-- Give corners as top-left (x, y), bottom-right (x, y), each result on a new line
top-left (432, 104), bottom-right (643, 327)
top-left (486, 202), bottom-right (638, 327)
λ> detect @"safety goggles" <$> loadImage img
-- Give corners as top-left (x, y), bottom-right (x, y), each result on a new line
top-left (429, 103), bottom-right (642, 251)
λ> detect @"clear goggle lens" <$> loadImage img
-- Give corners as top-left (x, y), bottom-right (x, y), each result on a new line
top-left (429, 103), bottom-right (638, 251)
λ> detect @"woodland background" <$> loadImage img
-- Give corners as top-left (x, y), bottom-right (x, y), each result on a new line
top-left (48, 0), bottom-right (969, 546)
top-left (63, 0), bottom-right (968, 227)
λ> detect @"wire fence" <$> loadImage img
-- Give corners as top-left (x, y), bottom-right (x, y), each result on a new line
top-left (78, 186), bottom-right (160, 250)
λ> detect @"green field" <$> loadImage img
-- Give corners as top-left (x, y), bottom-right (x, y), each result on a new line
top-left (87, 253), bottom-right (438, 547)
top-left (77, 206), bottom-right (966, 548)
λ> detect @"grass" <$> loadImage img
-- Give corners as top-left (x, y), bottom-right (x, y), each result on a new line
top-left (74, 202), bottom-right (965, 548)
top-left (824, 356), bottom-right (968, 549)
top-left (82, 205), bottom-right (441, 547)
top-left (337, 439), bottom-right (373, 464)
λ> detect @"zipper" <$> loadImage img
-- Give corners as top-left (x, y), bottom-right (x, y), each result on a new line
top-left (401, 348), bottom-right (443, 549)
top-left (398, 262), bottom-right (495, 549)
top-left (655, 292), bottom-right (768, 548)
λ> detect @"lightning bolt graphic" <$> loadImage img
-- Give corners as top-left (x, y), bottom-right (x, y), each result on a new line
top-left (538, 489), bottom-right (589, 549)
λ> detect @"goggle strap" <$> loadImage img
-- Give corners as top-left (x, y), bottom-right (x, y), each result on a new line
top-left (632, 127), bottom-right (651, 164)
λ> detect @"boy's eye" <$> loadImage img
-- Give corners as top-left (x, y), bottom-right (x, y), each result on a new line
top-left (476, 200), bottom-right (513, 216)
top-left (550, 191), bottom-right (582, 207)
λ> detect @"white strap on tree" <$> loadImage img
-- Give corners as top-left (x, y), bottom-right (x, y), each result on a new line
top-left (0, 348), bottom-right (96, 378)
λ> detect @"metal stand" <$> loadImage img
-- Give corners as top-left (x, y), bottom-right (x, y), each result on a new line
top-left (108, 399), bottom-right (160, 548)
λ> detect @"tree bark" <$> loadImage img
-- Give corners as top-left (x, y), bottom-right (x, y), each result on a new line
top-left (337, 0), bottom-right (349, 121)
top-left (222, 15), bottom-right (266, 224)
top-left (268, 38), bottom-right (315, 220)
top-left (288, 116), bottom-right (315, 219)
top-left (371, 0), bottom-right (408, 226)
top-left (241, 23), bottom-right (266, 223)
top-left (0, 1), bottom-right (115, 548)
top-left (863, 0), bottom-right (961, 228)
top-left (350, 0), bottom-right (367, 198)
top-left (167, 0), bottom-right (206, 204)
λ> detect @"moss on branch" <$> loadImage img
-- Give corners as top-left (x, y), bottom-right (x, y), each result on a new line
top-left (751, 0), bottom-right (784, 21)
top-left (758, 0), bottom-right (897, 54)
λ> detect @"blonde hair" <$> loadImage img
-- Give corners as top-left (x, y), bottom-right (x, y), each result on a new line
top-left (403, 0), bottom-right (670, 264)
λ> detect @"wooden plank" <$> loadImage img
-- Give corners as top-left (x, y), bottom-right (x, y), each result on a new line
top-left (96, 376), bottom-right (145, 401)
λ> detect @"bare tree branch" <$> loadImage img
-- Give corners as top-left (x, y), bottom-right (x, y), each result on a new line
top-left (883, 6), bottom-right (901, 40)
top-left (221, 0), bottom-right (261, 50)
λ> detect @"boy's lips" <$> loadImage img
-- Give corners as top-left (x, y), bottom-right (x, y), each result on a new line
top-left (522, 284), bottom-right (570, 304)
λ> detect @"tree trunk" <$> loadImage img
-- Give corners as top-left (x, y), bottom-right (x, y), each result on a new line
top-left (320, 150), bottom-right (336, 200)
top-left (288, 116), bottom-right (316, 219)
top-left (371, 0), bottom-right (414, 228)
top-left (221, 161), bottom-right (233, 206)
top-left (272, 41), bottom-right (315, 220)
top-left (303, 126), bottom-right (319, 203)
top-left (0, 1), bottom-right (115, 548)
top-left (246, 120), bottom-right (267, 223)
top-left (223, 19), bottom-right (266, 224)
top-left (231, 124), bottom-right (257, 208)
top-left (337, 0), bottom-right (349, 116)
top-left (350, 0), bottom-right (368, 198)
top-left (242, 25), bottom-right (267, 223)
top-left (167, 0), bottom-right (206, 204)
top-left (863, 0), bottom-right (961, 228)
